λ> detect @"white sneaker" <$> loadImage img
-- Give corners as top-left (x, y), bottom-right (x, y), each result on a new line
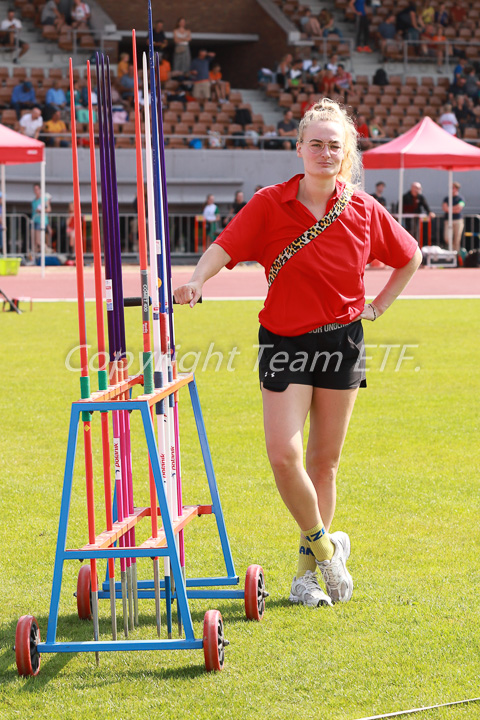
top-left (289, 570), bottom-right (333, 607)
top-left (316, 531), bottom-right (353, 603)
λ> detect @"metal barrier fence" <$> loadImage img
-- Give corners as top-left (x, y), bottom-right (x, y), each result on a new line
top-left (2, 212), bottom-right (211, 258)
top-left (2, 211), bottom-right (480, 260)
top-left (401, 38), bottom-right (480, 74)
top-left (393, 213), bottom-right (480, 250)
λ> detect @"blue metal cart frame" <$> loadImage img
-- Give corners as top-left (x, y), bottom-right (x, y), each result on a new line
top-left (33, 373), bottom-right (251, 660)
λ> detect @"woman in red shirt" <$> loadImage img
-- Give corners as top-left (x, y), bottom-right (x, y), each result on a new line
top-left (174, 98), bottom-right (421, 609)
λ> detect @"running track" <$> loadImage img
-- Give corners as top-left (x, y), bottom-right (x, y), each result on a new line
top-left (1, 265), bottom-right (479, 302)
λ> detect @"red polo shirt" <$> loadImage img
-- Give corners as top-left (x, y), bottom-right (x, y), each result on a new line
top-left (214, 174), bottom-right (418, 335)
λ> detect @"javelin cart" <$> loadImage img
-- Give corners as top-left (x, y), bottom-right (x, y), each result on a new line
top-left (15, 371), bottom-right (267, 676)
top-left (14, 8), bottom-right (267, 677)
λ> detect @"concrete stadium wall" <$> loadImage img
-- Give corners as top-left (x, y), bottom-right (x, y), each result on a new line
top-left (5, 148), bottom-right (480, 216)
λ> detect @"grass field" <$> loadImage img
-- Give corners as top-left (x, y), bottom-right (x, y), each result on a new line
top-left (1, 298), bottom-right (479, 720)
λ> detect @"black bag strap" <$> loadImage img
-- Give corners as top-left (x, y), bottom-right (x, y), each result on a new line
top-left (267, 185), bottom-right (354, 288)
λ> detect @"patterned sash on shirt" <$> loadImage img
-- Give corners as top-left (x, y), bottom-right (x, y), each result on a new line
top-left (267, 185), bottom-right (354, 288)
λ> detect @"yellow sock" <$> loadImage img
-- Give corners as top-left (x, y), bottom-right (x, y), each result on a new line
top-left (296, 533), bottom-right (317, 578)
top-left (303, 521), bottom-right (334, 563)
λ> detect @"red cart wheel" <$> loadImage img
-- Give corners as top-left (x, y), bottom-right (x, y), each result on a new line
top-left (203, 610), bottom-right (227, 672)
top-left (77, 565), bottom-right (93, 620)
top-left (15, 615), bottom-right (41, 677)
top-left (245, 564), bottom-right (267, 621)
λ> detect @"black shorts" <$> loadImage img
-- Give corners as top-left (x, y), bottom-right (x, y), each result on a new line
top-left (258, 320), bottom-right (367, 392)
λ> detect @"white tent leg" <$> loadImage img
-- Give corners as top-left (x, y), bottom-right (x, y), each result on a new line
top-left (41, 160), bottom-right (46, 278)
top-left (1, 165), bottom-right (6, 257)
top-left (447, 170), bottom-right (453, 251)
top-left (398, 166), bottom-right (404, 225)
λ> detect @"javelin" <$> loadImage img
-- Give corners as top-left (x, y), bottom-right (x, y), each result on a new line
top-left (132, 28), bottom-right (162, 637)
top-left (69, 56), bottom-right (100, 664)
top-left (147, 0), bottom-right (178, 638)
top-left (96, 53), bottom-right (129, 637)
top-left (353, 697), bottom-right (480, 720)
top-left (154, 50), bottom-right (185, 634)
top-left (142, 48), bottom-right (173, 638)
top-left (105, 55), bottom-right (138, 629)
top-left (86, 59), bottom-right (117, 640)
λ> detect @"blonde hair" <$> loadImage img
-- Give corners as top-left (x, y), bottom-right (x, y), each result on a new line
top-left (297, 98), bottom-right (361, 185)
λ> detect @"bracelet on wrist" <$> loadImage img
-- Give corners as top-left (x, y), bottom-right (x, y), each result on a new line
top-left (370, 303), bottom-right (378, 321)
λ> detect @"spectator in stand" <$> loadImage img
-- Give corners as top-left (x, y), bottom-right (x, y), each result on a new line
top-left (190, 48), bottom-right (215, 101)
top-left (277, 109), bottom-right (298, 150)
top-left (110, 85), bottom-right (127, 125)
top-left (421, 23), bottom-right (449, 71)
top-left (276, 53), bottom-right (293, 89)
top-left (19, 107), bottom-right (43, 139)
top-left (120, 64), bottom-right (135, 106)
top-left (435, 2), bottom-right (449, 27)
top-left (378, 13), bottom-right (404, 56)
top-left (41, 0), bottom-right (65, 31)
top-left (403, 181), bottom-right (435, 235)
top-left (369, 116), bottom-right (386, 141)
top-left (42, 110), bottom-right (69, 147)
top-left (396, 3), bottom-right (425, 48)
top-left (11, 81), bottom-right (36, 119)
top-left (303, 55), bottom-right (322, 85)
top-left (0, 9), bottom-right (29, 62)
top-left (66, 79), bottom-right (82, 113)
top-left (448, 74), bottom-right (467, 102)
top-left (438, 103), bottom-right (459, 135)
top-left (117, 53), bottom-right (130, 80)
top-left (348, 0), bottom-right (371, 52)
top-left (473, 104), bottom-right (480, 131)
top-left (203, 194), bottom-right (220, 243)
top-left (111, 102), bottom-right (128, 124)
top-left (432, 24), bottom-right (451, 71)
top-left (318, 9), bottom-right (344, 39)
top-left (463, 66), bottom-right (480, 102)
top-left (158, 53), bottom-right (171, 84)
top-left (356, 114), bottom-right (373, 149)
top-left (299, 8), bottom-right (322, 37)
top-left (371, 181), bottom-right (387, 207)
top-left (442, 181), bottom-right (465, 251)
top-left (287, 58), bottom-right (305, 94)
top-left (420, 0), bottom-right (435, 25)
top-left (153, 19), bottom-right (168, 54)
top-left (453, 94), bottom-right (475, 136)
top-left (209, 63), bottom-right (228, 103)
top-left (45, 79), bottom-right (67, 117)
top-left (173, 17), bottom-right (192, 73)
top-left (303, 56), bottom-right (323, 88)
top-left (70, 0), bottom-right (90, 30)
top-left (333, 64), bottom-right (353, 99)
top-left (59, 0), bottom-right (71, 23)
top-left (326, 53), bottom-right (339, 75)
top-left (317, 67), bottom-right (336, 96)
top-left (453, 57), bottom-right (467, 82)
top-left (450, 0), bottom-right (467, 29)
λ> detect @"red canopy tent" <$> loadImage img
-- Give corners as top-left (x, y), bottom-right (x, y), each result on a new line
top-left (362, 116), bottom-right (480, 249)
top-left (0, 123), bottom-right (46, 273)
